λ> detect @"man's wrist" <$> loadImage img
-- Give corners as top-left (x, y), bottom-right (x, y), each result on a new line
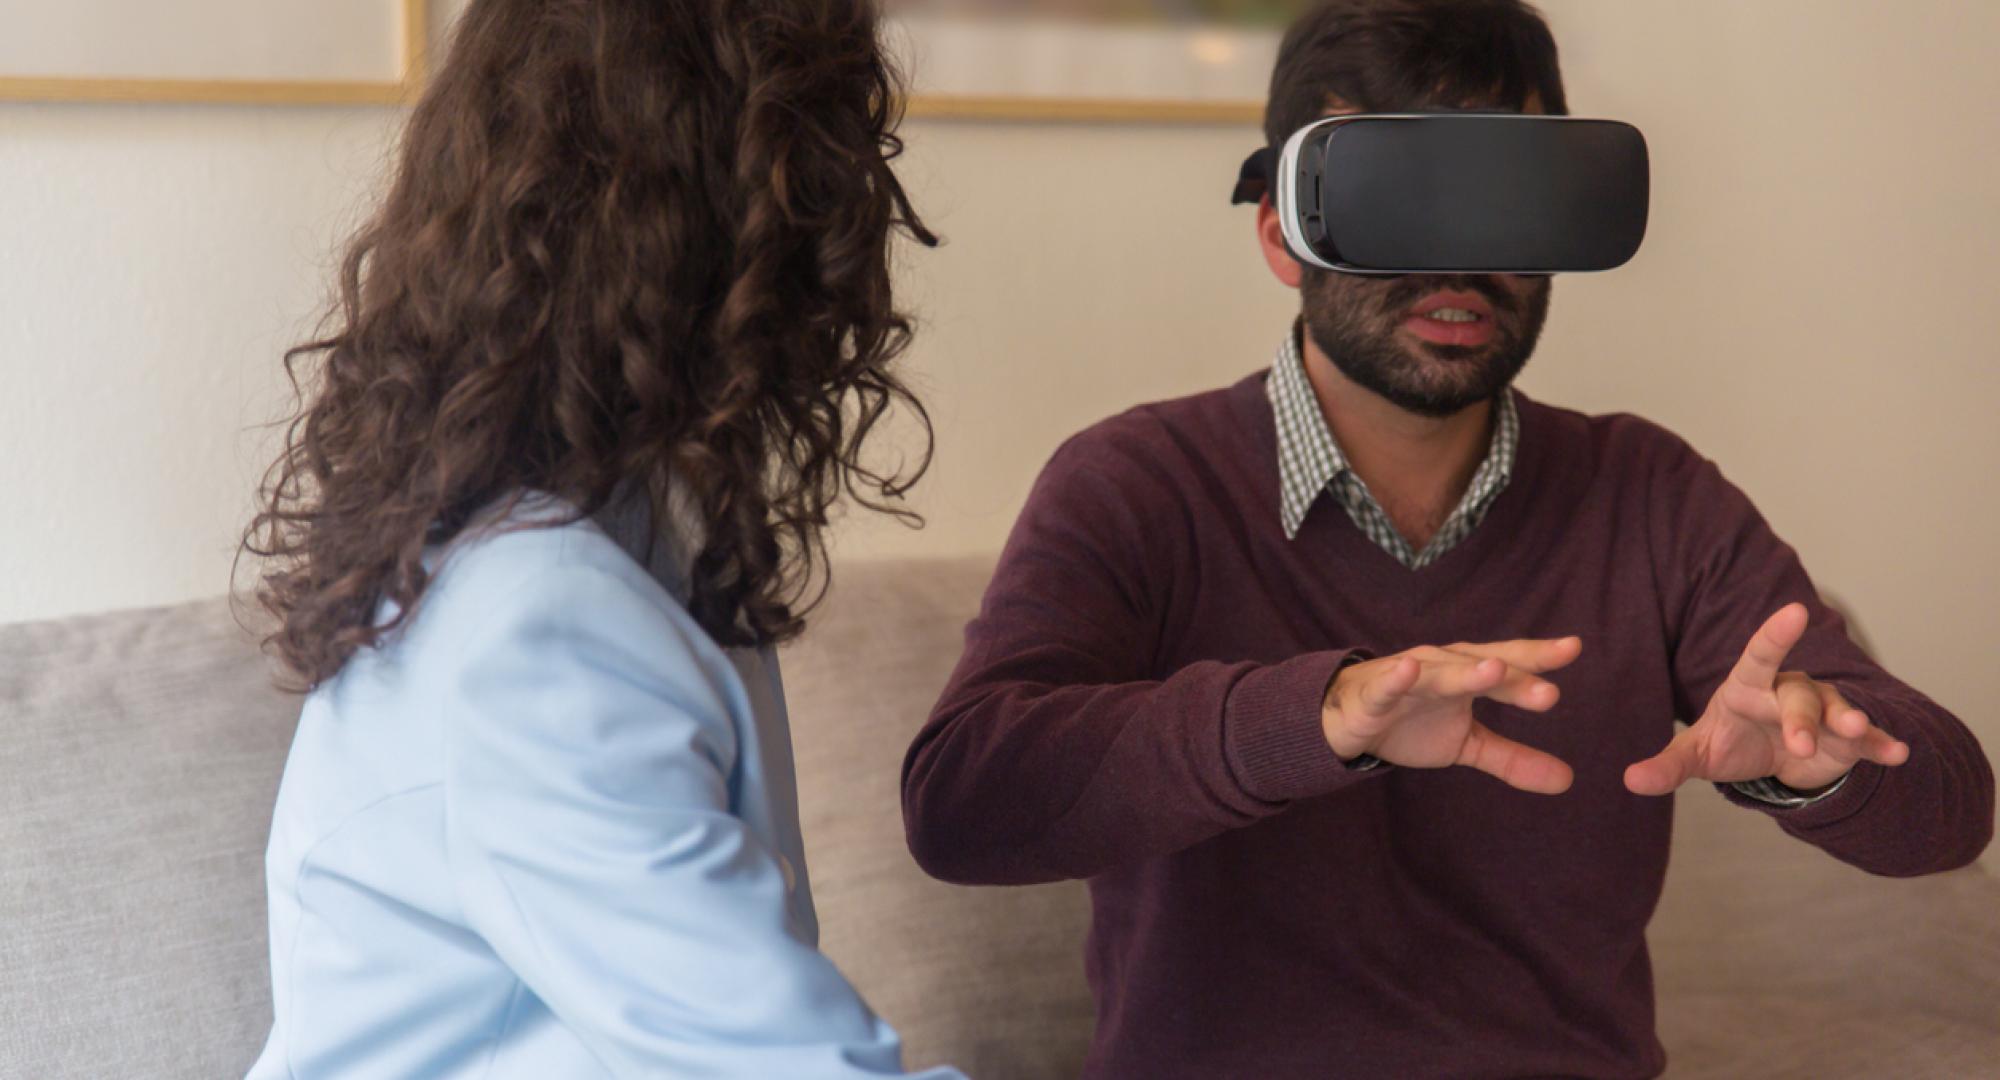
top-left (1730, 771), bottom-right (1850, 809)
top-left (1319, 656), bottom-right (1377, 762)
top-left (1225, 650), bottom-right (1377, 802)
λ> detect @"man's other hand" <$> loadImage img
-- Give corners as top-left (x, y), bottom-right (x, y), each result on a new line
top-left (1623, 603), bottom-right (1911, 797)
top-left (1321, 637), bottom-right (1582, 794)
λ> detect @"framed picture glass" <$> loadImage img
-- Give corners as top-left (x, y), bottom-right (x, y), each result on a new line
top-left (0, 0), bottom-right (1298, 118)
top-left (0, 0), bottom-right (430, 105)
top-left (893, 0), bottom-right (1306, 121)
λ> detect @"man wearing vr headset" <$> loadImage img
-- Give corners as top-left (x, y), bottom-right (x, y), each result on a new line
top-left (904, 1), bottom-right (1993, 1076)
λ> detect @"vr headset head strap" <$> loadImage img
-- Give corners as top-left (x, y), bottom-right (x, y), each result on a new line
top-left (1231, 146), bottom-right (1275, 205)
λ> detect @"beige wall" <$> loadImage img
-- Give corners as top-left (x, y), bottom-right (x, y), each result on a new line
top-left (2, 104), bottom-right (393, 622)
top-left (2, 1), bottom-right (1994, 833)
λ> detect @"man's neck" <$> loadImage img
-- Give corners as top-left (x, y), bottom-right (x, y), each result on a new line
top-left (1299, 333), bottom-right (1494, 550)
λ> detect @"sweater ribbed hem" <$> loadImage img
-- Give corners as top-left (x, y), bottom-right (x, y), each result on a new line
top-left (1223, 649), bottom-right (1376, 803)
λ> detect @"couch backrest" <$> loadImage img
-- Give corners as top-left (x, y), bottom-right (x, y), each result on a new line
top-left (783, 558), bottom-right (1096, 1078)
top-left (4, 560), bottom-right (1993, 1079)
top-left (1, 599), bottom-right (296, 1079)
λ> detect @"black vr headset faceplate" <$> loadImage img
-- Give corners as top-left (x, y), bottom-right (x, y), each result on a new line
top-left (1236, 113), bottom-right (1650, 275)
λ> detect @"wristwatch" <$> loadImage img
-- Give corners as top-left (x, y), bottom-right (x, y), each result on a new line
top-left (1732, 772), bottom-right (1849, 808)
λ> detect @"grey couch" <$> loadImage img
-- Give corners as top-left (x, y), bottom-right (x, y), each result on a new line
top-left (4, 557), bottom-right (1996, 1079)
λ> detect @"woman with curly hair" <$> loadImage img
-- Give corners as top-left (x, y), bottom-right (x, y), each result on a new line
top-left (240, 1), bottom-right (960, 1075)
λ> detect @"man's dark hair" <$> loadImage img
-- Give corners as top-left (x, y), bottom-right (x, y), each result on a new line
top-left (1264, 0), bottom-right (1569, 145)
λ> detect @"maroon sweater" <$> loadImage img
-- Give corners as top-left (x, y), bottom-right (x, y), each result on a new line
top-left (902, 375), bottom-right (1993, 1079)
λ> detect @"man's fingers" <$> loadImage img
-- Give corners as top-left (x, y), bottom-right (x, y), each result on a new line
top-left (1457, 721), bottom-right (1573, 795)
top-left (1448, 636), bottom-right (1584, 675)
top-left (1357, 656), bottom-right (1422, 716)
top-left (1473, 666), bottom-right (1563, 713)
top-left (1727, 603), bottom-right (1810, 693)
top-left (1624, 732), bottom-right (1699, 796)
top-left (1815, 682), bottom-right (1870, 740)
top-left (1804, 682), bottom-right (1910, 766)
top-left (1775, 678), bottom-right (1823, 759)
top-left (1860, 725), bottom-right (1912, 766)
top-left (1418, 656), bottom-right (1508, 699)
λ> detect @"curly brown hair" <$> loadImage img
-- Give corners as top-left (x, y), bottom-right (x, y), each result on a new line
top-left (242, 0), bottom-right (936, 689)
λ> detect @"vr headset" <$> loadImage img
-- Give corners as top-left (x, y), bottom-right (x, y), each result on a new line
top-left (1233, 112), bottom-right (1651, 275)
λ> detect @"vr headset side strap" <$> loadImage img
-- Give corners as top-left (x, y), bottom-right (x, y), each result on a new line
top-left (1232, 147), bottom-right (1276, 205)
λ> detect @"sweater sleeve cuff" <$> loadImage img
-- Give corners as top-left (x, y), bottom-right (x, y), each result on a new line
top-left (1223, 649), bottom-right (1378, 803)
top-left (1716, 759), bottom-right (1886, 830)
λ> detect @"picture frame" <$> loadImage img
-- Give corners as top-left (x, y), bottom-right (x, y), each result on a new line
top-left (0, 0), bottom-right (430, 106)
top-left (894, 10), bottom-right (1283, 124)
top-left (0, 1), bottom-right (1279, 121)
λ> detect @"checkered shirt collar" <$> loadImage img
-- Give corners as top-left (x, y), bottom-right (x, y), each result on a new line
top-left (1266, 328), bottom-right (1518, 567)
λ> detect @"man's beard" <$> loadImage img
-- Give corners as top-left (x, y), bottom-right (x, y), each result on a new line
top-left (1301, 271), bottom-right (1552, 419)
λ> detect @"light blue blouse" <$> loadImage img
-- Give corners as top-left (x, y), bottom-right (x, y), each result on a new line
top-left (249, 494), bottom-right (959, 1079)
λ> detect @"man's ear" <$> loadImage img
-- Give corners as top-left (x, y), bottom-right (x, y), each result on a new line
top-left (1256, 196), bottom-right (1304, 289)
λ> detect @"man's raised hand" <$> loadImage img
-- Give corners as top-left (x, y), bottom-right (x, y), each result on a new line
top-left (1321, 637), bottom-right (1583, 794)
top-left (1623, 602), bottom-right (1911, 797)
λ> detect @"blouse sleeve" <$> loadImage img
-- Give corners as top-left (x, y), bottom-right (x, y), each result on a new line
top-left (439, 557), bottom-right (961, 1078)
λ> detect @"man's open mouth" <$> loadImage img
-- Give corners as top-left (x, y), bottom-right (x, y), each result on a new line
top-left (1403, 289), bottom-right (1499, 348)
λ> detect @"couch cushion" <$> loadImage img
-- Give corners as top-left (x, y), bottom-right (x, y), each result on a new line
top-left (783, 556), bottom-right (1097, 1079)
top-left (1656, 993), bottom-right (2000, 1079)
top-left (0, 599), bottom-right (298, 1080)
top-left (1649, 782), bottom-right (2000, 1076)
